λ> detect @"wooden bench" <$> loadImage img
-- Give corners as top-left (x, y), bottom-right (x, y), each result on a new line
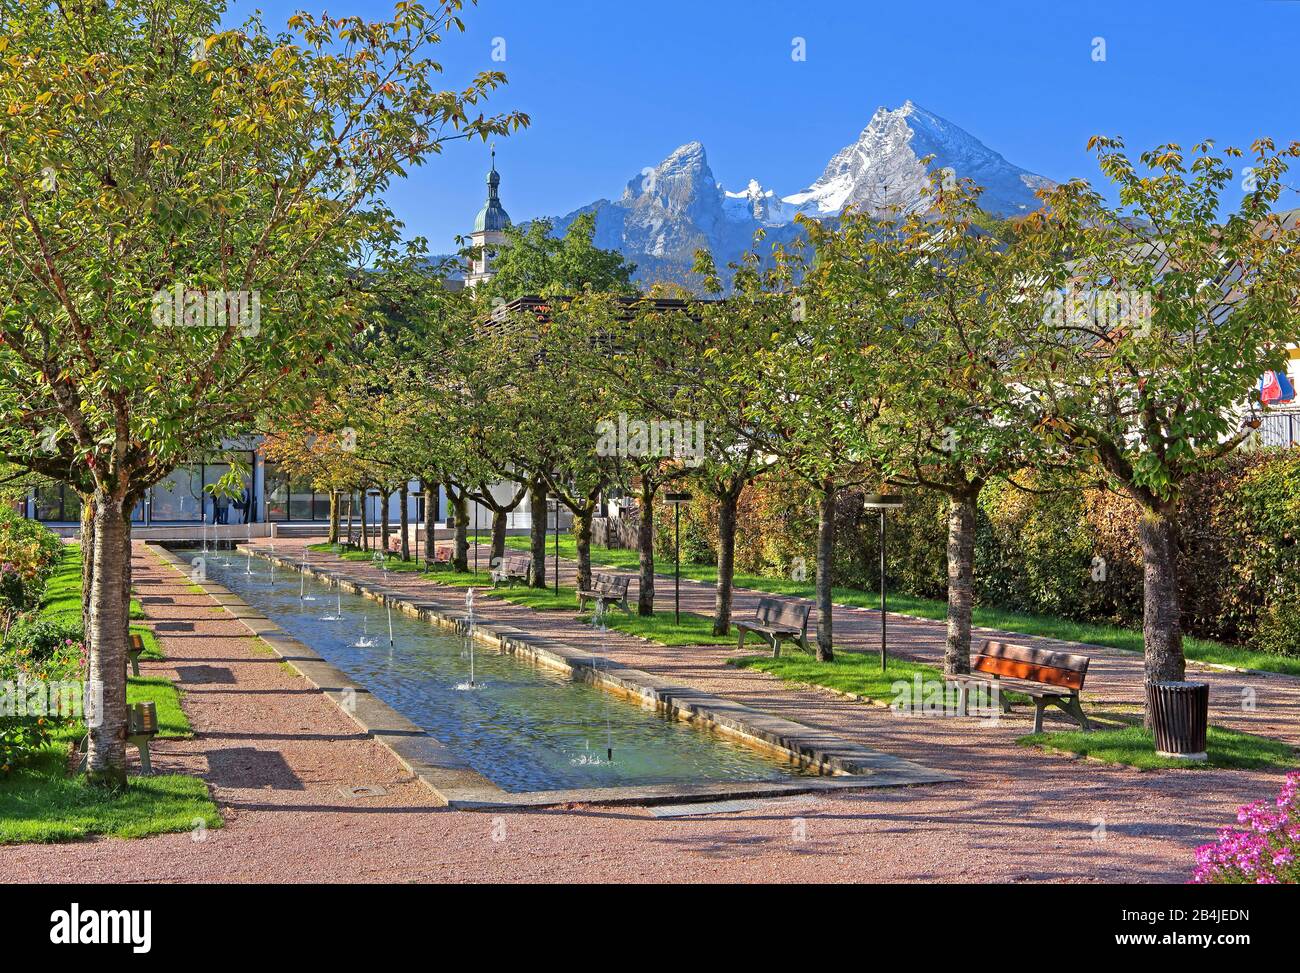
top-left (948, 640), bottom-right (1092, 733)
top-left (343, 527), bottom-right (362, 549)
top-left (736, 597), bottom-right (812, 656)
top-left (491, 554), bottom-right (531, 588)
top-left (387, 535), bottom-right (403, 555)
top-left (428, 546), bottom-right (453, 570)
top-left (577, 572), bottom-right (630, 613)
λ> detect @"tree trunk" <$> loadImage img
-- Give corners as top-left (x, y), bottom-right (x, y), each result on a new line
top-left (422, 481), bottom-right (437, 568)
top-left (85, 495), bottom-right (130, 786)
top-left (529, 479), bottom-right (549, 589)
top-left (328, 491), bottom-right (340, 545)
top-left (814, 483), bottom-right (835, 662)
top-left (449, 485), bottom-right (469, 572)
top-left (345, 490), bottom-right (354, 540)
top-left (1139, 506), bottom-right (1185, 710)
top-left (120, 503), bottom-right (133, 642)
top-left (574, 509), bottom-right (594, 592)
top-left (713, 488), bottom-right (741, 636)
top-left (944, 492), bottom-right (978, 676)
top-left (399, 484), bottom-right (410, 561)
top-left (80, 496), bottom-right (96, 637)
top-left (637, 479), bottom-right (656, 616)
top-left (380, 489), bottom-right (391, 555)
top-left (490, 508), bottom-right (508, 566)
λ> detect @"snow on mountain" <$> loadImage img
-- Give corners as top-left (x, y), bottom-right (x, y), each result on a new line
top-left (783, 101), bottom-right (1053, 218)
top-left (550, 102), bottom-right (1054, 286)
top-left (722, 179), bottom-right (795, 225)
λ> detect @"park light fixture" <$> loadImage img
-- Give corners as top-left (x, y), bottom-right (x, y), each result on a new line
top-left (664, 491), bottom-right (692, 624)
top-left (863, 493), bottom-right (904, 672)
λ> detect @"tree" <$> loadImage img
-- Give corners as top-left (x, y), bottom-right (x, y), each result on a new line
top-left (475, 212), bottom-right (636, 301)
top-left (0, 0), bottom-right (525, 783)
top-left (715, 239), bottom-right (885, 661)
top-left (846, 179), bottom-right (1056, 674)
top-left (611, 280), bottom-right (775, 631)
top-left (1024, 137), bottom-right (1300, 691)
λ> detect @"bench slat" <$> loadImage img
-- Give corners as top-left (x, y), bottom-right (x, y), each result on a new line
top-left (974, 641), bottom-right (1087, 691)
top-left (983, 640), bottom-right (1090, 674)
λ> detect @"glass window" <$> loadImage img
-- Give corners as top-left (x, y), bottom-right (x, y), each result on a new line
top-left (149, 466), bottom-right (203, 522)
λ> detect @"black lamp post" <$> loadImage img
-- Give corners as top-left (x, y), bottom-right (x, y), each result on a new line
top-left (547, 496), bottom-right (561, 596)
top-left (862, 494), bottom-right (904, 672)
top-left (664, 491), bottom-right (692, 625)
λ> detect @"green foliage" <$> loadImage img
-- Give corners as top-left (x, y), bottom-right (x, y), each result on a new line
top-left (0, 509), bottom-right (65, 624)
top-left (476, 213), bottom-right (636, 301)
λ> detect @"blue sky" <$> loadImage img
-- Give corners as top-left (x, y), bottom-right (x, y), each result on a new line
top-left (239, 0), bottom-right (1300, 252)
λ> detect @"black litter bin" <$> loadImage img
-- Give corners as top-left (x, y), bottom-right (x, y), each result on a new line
top-left (1145, 681), bottom-right (1209, 761)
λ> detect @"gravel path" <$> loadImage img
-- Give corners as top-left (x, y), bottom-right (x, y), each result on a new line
top-left (1, 540), bottom-right (1294, 884)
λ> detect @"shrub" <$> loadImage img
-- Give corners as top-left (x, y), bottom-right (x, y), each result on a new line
top-left (4, 618), bottom-right (86, 662)
top-left (1192, 772), bottom-right (1300, 884)
top-left (0, 508), bottom-right (65, 629)
top-left (0, 629), bottom-right (84, 776)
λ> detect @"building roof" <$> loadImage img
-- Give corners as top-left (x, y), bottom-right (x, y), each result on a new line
top-left (473, 153), bottom-right (511, 233)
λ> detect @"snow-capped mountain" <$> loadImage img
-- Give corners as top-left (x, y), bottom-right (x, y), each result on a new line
top-left (551, 101), bottom-right (1054, 286)
top-left (784, 101), bottom-right (1054, 219)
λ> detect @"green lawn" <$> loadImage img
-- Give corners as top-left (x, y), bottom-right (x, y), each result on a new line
top-left (731, 649), bottom-right (953, 705)
top-left (1018, 724), bottom-right (1298, 771)
top-left (593, 608), bottom-right (736, 646)
top-left (39, 545), bottom-right (159, 657)
top-left (505, 535), bottom-right (1300, 676)
top-left (0, 729), bottom-right (220, 843)
top-left (0, 542), bottom-right (217, 845)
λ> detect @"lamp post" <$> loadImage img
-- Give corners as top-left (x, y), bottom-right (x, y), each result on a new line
top-left (547, 496), bottom-right (561, 596)
top-left (862, 494), bottom-right (904, 672)
top-left (664, 491), bottom-right (692, 625)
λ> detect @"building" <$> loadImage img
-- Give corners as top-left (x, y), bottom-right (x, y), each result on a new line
top-left (465, 150), bottom-right (510, 289)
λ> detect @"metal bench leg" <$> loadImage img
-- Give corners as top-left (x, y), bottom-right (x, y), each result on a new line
top-left (130, 655), bottom-right (141, 677)
top-left (737, 628), bottom-right (748, 652)
top-left (956, 682), bottom-right (968, 718)
top-left (771, 635), bottom-right (781, 658)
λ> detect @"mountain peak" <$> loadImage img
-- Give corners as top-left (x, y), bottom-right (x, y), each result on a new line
top-left (783, 102), bottom-right (1053, 217)
top-left (555, 103), bottom-right (1056, 286)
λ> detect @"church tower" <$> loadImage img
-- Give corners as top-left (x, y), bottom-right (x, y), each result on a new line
top-left (466, 149), bottom-right (510, 289)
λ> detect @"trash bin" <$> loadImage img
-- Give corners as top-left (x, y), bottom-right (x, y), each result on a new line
top-left (1145, 681), bottom-right (1209, 761)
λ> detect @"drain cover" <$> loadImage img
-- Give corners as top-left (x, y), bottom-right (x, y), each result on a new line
top-left (339, 785), bottom-right (388, 799)
top-left (647, 796), bottom-right (819, 818)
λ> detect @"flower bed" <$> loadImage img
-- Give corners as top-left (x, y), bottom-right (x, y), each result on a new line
top-left (1192, 772), bottom-right (1300, 884)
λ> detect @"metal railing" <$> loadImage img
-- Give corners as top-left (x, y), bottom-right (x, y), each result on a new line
top-left (1256, 410), bottom-right (1300, 449)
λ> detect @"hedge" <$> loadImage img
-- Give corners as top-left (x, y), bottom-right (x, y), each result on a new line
top-left (662, 449), bottom-right (1300, 656)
